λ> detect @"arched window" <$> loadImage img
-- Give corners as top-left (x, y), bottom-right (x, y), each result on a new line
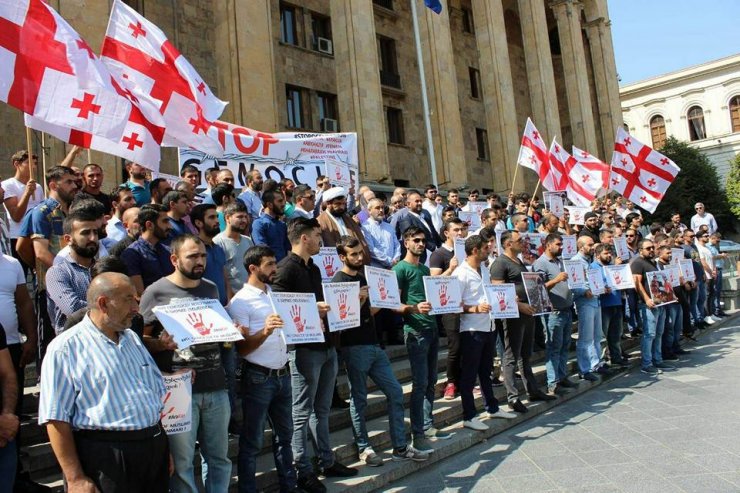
top-left (730, 96), bottom-right (740, 133)
top-left (687, 106), bottom-right (706, 141)
top-left (650, 115), bottom-right (666, 149)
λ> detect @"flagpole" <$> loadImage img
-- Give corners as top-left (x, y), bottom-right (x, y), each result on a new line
top-left (531, 179), bottom-right (541, 200)
top-left (410, 0), bottom-right (438, 189)
top-left (25, 127), bottom-right (34, 179)
top-left (87, 149), bottom-right (92, 164)
top-left (510, 164), bottom-right (520, 194)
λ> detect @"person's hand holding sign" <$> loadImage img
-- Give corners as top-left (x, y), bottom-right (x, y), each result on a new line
top-left (359, 285), bottom-right (369, 305)
top-left (477, 302), bottom-right (491, 314)
top-left (416, 301), bottom-right (432, 314)
top-left (264, 314), bottom-right (284, 336)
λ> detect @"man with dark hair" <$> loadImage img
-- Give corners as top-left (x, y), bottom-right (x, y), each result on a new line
top-left (395, 192), bottom-right (440, 261)
top-left (316, 187), bottom-right (371, 262)
top-left (179, 164), bottom-right (200, 186)
top-left (80, 164), bottom-right (112, 213)
top-left (280, 178), bottom-right (296, 218)
top-left (106, 186), bottom-right (137, 244)
top-left (572, 236), bottom-right (605, 381)
top-left (202, 169), bottom-right (236, 206)
top-left (123, 162), bottom-right (151, 206)
top-left (578, 212), bottom-right (601, 243)
top-left (313, 175), bottom-right (332, 217)
top-left (252, 189), bottom-right (290, 261)
top-left (446, 189), bottom-right (462, 214)
top-left (140, 235), bottom-right (231, 492)
top-left (163, 190), bottom-right (191, 241)
top-left (2, 149), bottom-right (42, 272)
top-left (421, 184), bottom-right (442, 232)
top-left (189, 204), bottom-right (232, 306)
top-left (215, 201), bottom-right (254, 292)
top-left (289, 184), bottom-right (316, 219)
top-left (211, 183), bottom-right (235, 231)
top-left (670, 212), bottom-right (687, 234)
top-left (120, 204), bottom-right (173, 294)
top-left (334, 235), bottom-right (429, 465)
top-left (272, 217), bottom-right (355, 492)
top-left (148, 178), bottom-right (172, 205)
top-left (461, 189), bottom-right (480, 211)
top-left (237, 169), bottom-right (264, 220)
top-left (592, 244), bottom-right (628, 367)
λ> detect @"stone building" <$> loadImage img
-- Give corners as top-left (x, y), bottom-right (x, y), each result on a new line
top-left (0, 0), bottom-right (622, 194)
top-left (621, 54), bottom-right (740, 184)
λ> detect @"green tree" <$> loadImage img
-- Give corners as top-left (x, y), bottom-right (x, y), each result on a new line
top-left (647, 137), bottom-right (734, 231)
top-left (726, 153), bottom-right (740, 219)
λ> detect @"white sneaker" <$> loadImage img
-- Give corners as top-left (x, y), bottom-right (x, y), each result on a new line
top-left (704, 316), bottom-right (716, 325)
top-left (463, 417), bottom-right (489, 431)
top-left (711, 315), bottom-right (722, 322)
top-left (486, 409), bottom-right (518, 419)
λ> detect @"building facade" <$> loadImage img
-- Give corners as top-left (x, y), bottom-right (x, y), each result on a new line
top-left (0, 0), bottom-right (622, 194)
top-left (621, 54), bottom-right (740, 184)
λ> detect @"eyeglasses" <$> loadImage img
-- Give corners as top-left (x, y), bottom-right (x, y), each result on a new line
top-left (642, 246), bottom-right (655, 251)
top-left (625, 234), bottom-right (635, 238)
top-left (409, 238), bottom-right (425, 243)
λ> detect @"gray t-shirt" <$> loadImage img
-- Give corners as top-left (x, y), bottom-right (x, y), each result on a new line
top-left (214, 232), bottom-right (254, 292)
top-left (533, 253), bottom-right (573, 310)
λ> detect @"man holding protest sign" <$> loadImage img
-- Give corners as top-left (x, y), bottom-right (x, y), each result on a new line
top-left (139, 234), bottom-right (232, 493)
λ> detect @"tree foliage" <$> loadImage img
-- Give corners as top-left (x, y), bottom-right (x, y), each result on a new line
top-left (725, 152), bottom-right (740, 220)
top-left (647, 137), bottom-right (734, 231)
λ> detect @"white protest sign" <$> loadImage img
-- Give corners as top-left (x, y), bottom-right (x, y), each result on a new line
top-left (161, 372), bottom-right (192, 435)
top-left (423, 276), bottom-right (463, 315)
top-left (269, 292), bottom-right (325, 344)
top-left (152, 298), bottom-right (243, 349)
top-left (670, 248), bottom-right (684, 265)
top-left (566, 206), bottom-right (590, 225)
top-left (454, 238), bottom-right (466, 265)
top-left (484, 284), bottom-right (519, 319)
top-left (544, 191), bottom-right (565, 218)
top-left (322, 282), bottom-right (361, 332)
top-left (312, 247), bottom-right (343, 282)
top-left (587, 268), bottom-right (606, 295)
top-left (458, 211), bottom-right (481, 231)
top-left (562, 235), bottom-right (577, 260)
top-left (613, 236), bottom-right (630, 261)
top-left (604, 264), bottom-right (635, 290)
top-left (663, 266), bottom-right (681, 288)
top-left (465, 201), bottom-right (488, 214)
top-left (563, 259), bottom-right (587, 290)
top-left (325, 157), bottom-right (352, 189)
top-left (364, 266), bottom-right (401, 309)
top-left (678, 259), bottom-right (696, 282)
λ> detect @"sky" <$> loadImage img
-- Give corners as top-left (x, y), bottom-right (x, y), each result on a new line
top-left (608, 0), bottom-right (740, 86)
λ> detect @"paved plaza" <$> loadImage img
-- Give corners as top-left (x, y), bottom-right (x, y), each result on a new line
top-left (388, 319), bottom-right (740, 493)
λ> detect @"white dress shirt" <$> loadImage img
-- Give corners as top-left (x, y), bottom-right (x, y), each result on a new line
top-left (454, 260), bottom-right (493, 332)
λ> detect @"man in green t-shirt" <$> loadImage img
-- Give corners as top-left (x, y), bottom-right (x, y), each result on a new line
top-left (393, 226), bottom-right (452, 453)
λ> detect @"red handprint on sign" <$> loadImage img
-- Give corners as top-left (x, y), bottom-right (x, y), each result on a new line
top-left (496, 291), bottom-right (507, 311)
top-left (323, 256), bottom-right (336, 278)
top-left (439, 284), bottom-right (449, 306)
top-left (378, 278), bottom-right (388, 300)
top-left (160, 391), bottom-right (175, 420)
top-left (186, 312), bottom-right (212, 336)
top-left (290, 305), bottom-right (305, 333)
top-left (338, 293), bottom-right (348, 319)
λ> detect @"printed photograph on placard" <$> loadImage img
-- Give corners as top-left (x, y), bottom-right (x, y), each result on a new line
top-left (566, 206), bottom-right (589, 225)
top-left (422, 276), bottom-right (463, 315)
top-left (312, 247), bottom-right (343, 282)
top-left (544, 191), bottom-right (566, 218)
top-left (563, 259), bottom-right (587, 290)
top-left (670, 248), bottom-right (684, 265)
top-left (325, 157), bottom-right (351, 188)
top-left (466, 201), bottom-right (488, 214)
top-left (662, 266), bottom-right (681, 288)
top-left (613, 236), bottom-right (630, 261)
top-left (458, 211), bottom-right (481, 231)
top-left (520, 233), bottom-right (545, 266)
top-left (586, 268), bottom-right (606, 295)
top-left (604, 264), bottom-right (635, 290)
top-left (322, 282), bottom-right (361, 332)
top-left (364, 266), bottom-right (401, 309)
top-left (521, 272), bottom-right (553, 316)
top-left (453, 237), bottom-right (466, 265)
top-left (678, 258), bottom-right (696, 282)
top-left (646, 271), bottom-right (677, 306)
top-left (483, 284), bottom-right (519, 319)
top-left (561, 235), bottom-right (577, 260)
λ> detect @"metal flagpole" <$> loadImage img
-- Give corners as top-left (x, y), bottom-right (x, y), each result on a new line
top-left (410, 0), bottom-right (438, 189)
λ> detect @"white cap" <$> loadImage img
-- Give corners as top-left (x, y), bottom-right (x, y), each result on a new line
top-left (323, 186), bottom-right (347, 202)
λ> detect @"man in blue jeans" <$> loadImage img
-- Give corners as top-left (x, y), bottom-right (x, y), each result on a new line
top-left (334, 236), bottom-right (429, 465)
top-left (229, 246), bottom-right (298, 493)
top-left (708, 233), bottom-right (727, 317)
top-left (393, 227), bottom-right (452, 453)
top-left (591, 244), bottom-right (628, 367)
top-left (572, 236), bottom-right (603, 381)
top-left (534, 233), bottom-right (578, 395)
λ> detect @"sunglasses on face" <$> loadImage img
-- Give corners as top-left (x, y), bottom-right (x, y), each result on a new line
top-left (409, 238), bottom-right (425, 244)
top-left (642, 246), bottom-right (654, 251)
top-left (625, 234), bottom-right (635, 238)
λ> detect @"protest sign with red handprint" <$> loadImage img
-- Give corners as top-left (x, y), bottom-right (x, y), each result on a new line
top-left (323, 256), bottom-right (336, 278)
top-left (496, 291), bottom-right (508, 311)
top-left (290, 305), bottom-right (305, 333)
top-left (186, 312), bottom-right (212, 336)
top-left (378, 278), bottom-right (387, 300)
top-left (160, 391), bottom-right (175, 421)
top-left (439, 284), bottom-right (449, 306)
top-left (338, 293), bottom-right (348, 320)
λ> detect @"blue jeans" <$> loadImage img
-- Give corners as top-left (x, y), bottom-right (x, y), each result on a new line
top-left (342, 345), bottom-right (406, 451)
top-left (460, 331), bottom-right (500, 421)
top-left (711, 269), bottom-right (723, 315)
top-left (405, 328), bottom-right (438, 436)
top-left (0, 439), bottom-right (16, 493)
top-left (697, 279), bottom-right (707, 321)
top-left (625, 289), bottom-right (640, 332)
top-left (290, 347), bottom-right (337, 476)
top-left (238, 367), bottom-right (295, 493)
top-left (575, 300), bottom-right (602, 374)
top-left (689, 283), bottom-right (700, 325)
top-left (662, 302), bottom-right (683, 356)
top-left (542, 310), bottom-right (572, 386)
top-left (639, 304), bottom-right (666, 369)
top-left (169, 390), bottom-right (232, 493)
top-left (601, 305), bottom-right (625, 364)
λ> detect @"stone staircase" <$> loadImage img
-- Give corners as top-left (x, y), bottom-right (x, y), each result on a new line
top-left (21, 330), bottom-right (651, 492)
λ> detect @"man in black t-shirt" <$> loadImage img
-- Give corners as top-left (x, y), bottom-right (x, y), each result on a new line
top-left (334, 236), bottom-right (429, 467)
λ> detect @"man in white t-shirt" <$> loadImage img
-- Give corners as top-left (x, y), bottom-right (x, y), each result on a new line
top-left (2, 151), bottom-right (43, 266)
top-left (690, 202), bottom-right (718, 235)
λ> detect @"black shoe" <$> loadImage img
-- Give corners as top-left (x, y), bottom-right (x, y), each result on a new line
top-left (331, 395), bottom-right (350, 409)
top-left (508, 399), bottom-right (528, 413)
top-left (321, 461), bottom-right (358, 477)
top-left (596, 366), bottom-right (612, 376)
top-left (13, 477), bottom-right (54, 493)
top-left (491, 377), bottom-right (504, 387)
top-left (580, 372), bottom-right (599, 382)
top-left (675, 348), bottom-right (692, 355)
top-left (297, 473), bottom-right (327, 493)
top-left (663, 354), bottom-right (679, 361)
top-left (529, 391), bottom-right (557, 402)
top-left (559, 377), bottom-right (578, 388)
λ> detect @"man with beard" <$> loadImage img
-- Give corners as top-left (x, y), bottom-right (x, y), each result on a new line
top-left (140, 235), bottom-right (231, 493)
top-left (252, 190), bottom-right (290, 261)
top-left (237, 169), bottom-right (264, 220)
top-left (215, 201), bottom-right (254, 292)
top-left (46, 212), bottom-right (99, 334)
top-left (123, 161), bottom-right (151, 206)
top-left (289, 184), bottom-right (316, 220)
top-left (106, 186), bottom-right (137, 244)
top-left (120, 204), bottom-right (174, 295)
top-left (578, 212), bottom-right (601, 243)
top-left (317, 187), bottom-right (371, 262)
top-left (190, 204), bottom-right (232, 306)
top-left (395, 191), bottom-right (441, 262)
top-left (80, 164), bottom-right (112, 213)
top-left (163, 190), bottom-right (192, 242)
top-left (148, 178), bottom-right (173, 205)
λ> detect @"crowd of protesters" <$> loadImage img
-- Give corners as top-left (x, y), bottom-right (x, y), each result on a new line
top-left (0, 146), bottom-right (731, 493)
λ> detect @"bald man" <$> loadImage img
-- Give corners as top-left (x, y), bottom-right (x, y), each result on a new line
top-left (39, 273), bottom-right (169, 492)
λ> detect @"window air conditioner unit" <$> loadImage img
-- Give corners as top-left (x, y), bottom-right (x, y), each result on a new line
top-left (322, 118), bottom-right (338, 132)
top-left (317, 37), bottom-right (333, 55)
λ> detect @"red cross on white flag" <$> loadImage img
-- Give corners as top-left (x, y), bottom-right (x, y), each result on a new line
top-left (100, 0), bottom-right (227, 156)
top-left (517, 118), bottom-right (549, 178)
top-left (609, 127), bottom-right (680, 213)
top-left (547, 138), bottom-right (575, 192)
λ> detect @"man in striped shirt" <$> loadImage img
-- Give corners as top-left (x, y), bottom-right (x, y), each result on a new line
top-left (38, 273), bottom-right (168, 492)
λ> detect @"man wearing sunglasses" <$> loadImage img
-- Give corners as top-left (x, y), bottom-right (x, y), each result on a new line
top-left (690, 202), bottom-right (717, 235)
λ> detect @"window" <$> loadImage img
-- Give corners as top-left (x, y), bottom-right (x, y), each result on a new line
top-left (311, 13), bottom-right (332, 52)
top-left (280, 3), bottom-right (298, 45)
top-left (461, 8), bottom-right (475, 33)
top-left (373, 0), bottom-right (394, 9)
top-left (286, 85), bottom-right (306, 129)
top-left (476, 128), bottom-right (489, 160)
top-left (378, 36), bottom-right (401, 89)
top-left (469, 67), bottom-right (481, 99)
top-left (386, 107), bottom-right (404, 144)
top-left (687, 106), bottom-right (706, 141)
top-left (317, 92), bottom-right (338, 131)
top-left (650, 115), bottom-right (666, 150)
top-left (730, 96), bottom-right (740, 133)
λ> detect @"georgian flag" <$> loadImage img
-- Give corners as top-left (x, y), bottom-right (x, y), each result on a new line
top-left (517, 118), bottom-right (549, 177)
top-left (545, 138), bottom-right (573, 192)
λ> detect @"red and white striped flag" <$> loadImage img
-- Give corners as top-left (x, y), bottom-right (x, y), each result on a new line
top-left (100, 0), bottom-right (226, 156)
top-left (609, 127), bottom-right (680, 213)
top-left (517, 118), bottom-right (549, 178)
top-left (546, 138), bottom-right (573, 192)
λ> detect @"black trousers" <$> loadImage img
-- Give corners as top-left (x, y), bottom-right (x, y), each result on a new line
top-left (74, 430), bottom-right (169, 493)
top-left (502, 314), bottom-right (539, 403)
top-left (442, 313), bottom-right (461, 384)
top-left (459, 331), bottom-right (500, 420)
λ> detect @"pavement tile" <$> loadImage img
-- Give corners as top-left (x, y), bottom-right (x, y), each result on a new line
top-left (527, 451), bottom-right (590, 472)
top-left (495, 474), bottom-right (559, 493)
top-left (543, 467), bottom-right (608, 488)
top-left (670, 473), bottom-right (740, 492)
top-left (574, 448), bottom-right (636, 467)
top-left (686, 452), bottom-right (740, 473)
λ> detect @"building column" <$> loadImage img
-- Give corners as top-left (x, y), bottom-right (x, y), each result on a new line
top-left (472, 0), bottom-right (521, 192)
top-left (213, 0), bottom-right (279, 131)
top-left (517, 0), bottom-right (561, 144)
top-left (550, 0), bottom-right (599, 153)
top-left (330, 0), bottom-right (389, 182)
top-left (416, 4), bottom-right (467, 187)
